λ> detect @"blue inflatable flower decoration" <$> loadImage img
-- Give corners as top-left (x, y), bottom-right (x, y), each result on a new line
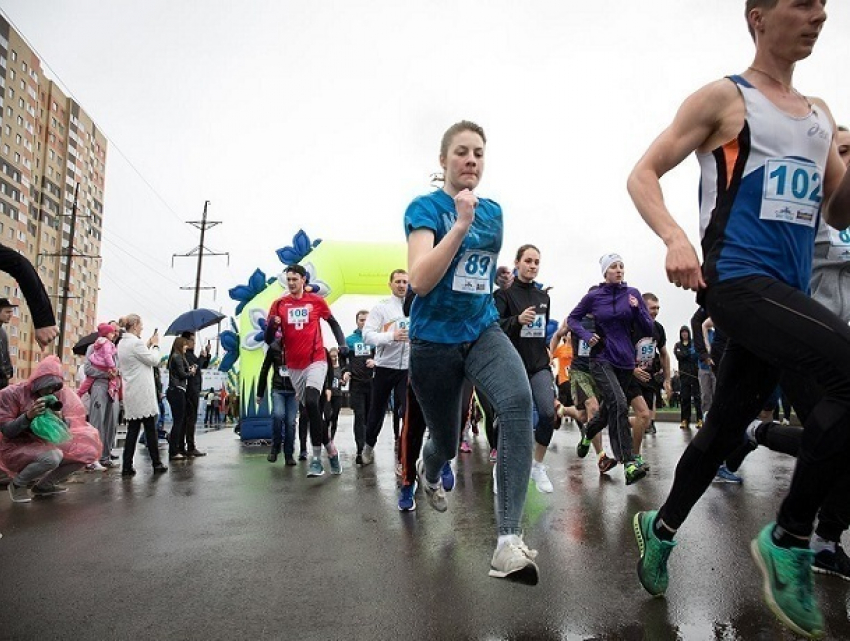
top-left (275, 229), bottom-right (321, 266)
top-left (241, 309), bottom-right (269, 352)
top-left (229, 268), bottom-right (269, 315)
top-left (218, 329), bottom-right (240, 372)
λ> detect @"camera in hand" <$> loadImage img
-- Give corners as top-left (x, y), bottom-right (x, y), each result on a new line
top-left (42, 394), bottom-right (63, 411)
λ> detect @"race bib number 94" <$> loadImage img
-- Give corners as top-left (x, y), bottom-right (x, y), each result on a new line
top-left (520, 314), bottom-right (546, 339)
top-left (828, 226), bottom-right (850, 262)
top-left (760, 158), bottom-right (821, 228)
top-left (452, 250), bottom-right (495, 295)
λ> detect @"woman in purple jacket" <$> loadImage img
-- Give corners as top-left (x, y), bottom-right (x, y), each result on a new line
top-left (567, 253), bottom-right (654, 485)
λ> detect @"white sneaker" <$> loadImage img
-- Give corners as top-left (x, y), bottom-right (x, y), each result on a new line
top-left (492, 463), bottom-right (498, 495)
top-left (416, 459), bottom-right (447, 512)
top-left (361, 444), bottom-right (374, 466)
top-left (489, 535), bottom-right (539, 584)
top-left (86, 462), bottom-right (106, 472)
top-left (531, 462), bottom-right (554, 493)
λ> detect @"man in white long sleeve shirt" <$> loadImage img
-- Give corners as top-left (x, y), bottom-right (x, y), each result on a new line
top-left (361, 269), bottom-right (410, 465)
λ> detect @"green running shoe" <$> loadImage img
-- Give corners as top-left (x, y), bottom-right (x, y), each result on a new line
top-left (751, 523), bottom-right (824, 639)
top-left (576, 437), bottom-right (591, 458)
top-left (633, 510), bottom-right (676, 597)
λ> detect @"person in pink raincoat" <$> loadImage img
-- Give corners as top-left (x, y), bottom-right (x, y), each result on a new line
top-left (0, 355), bottom-right (101, 503)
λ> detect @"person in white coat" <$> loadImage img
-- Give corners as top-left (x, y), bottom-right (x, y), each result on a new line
top-left (118, 314), bottom-right (167, 476)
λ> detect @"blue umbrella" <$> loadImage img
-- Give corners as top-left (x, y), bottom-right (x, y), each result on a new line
top-left (165, 308), bottom-right (226, 336)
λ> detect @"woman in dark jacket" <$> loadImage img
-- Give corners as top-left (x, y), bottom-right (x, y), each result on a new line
top-left (166, 337), bottom-right (195, 461)
top-left (494, 244), bottom-right (556, 494)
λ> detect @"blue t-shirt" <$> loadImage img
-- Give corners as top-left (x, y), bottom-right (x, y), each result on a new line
top-left (404, 189), bottom-right (502, 344)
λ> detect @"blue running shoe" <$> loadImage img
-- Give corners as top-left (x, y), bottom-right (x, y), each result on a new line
top-left (714, 464), bottom-right (743, 484)
top-left (398, 482), bottom-right (416, 512)
top-left (307, 457), bottom-right (324, 478)
top-left (751, 523), bottom-right (824, 639)
top-left (329, 454), bottom-right (342, 475)
top-left (441, 462), bottom-right (455, 492)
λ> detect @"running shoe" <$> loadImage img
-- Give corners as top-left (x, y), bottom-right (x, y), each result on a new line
top-left (460, 440), bottom-right (472, 454)
top-left (416, 459), bottom-right (447, 512)
top-left (298, 451), bottom-right (308, 461)
top-left (751, 523), bottom-right (824, 639)
top-left (488, 535), bottom-right (539, 584)
top-left (329, 454), bottom-right (342, 475)
top-left (530, 463), bottom-right (553, 493)
top-left (31, 483), bottom-right (69, 497)
top-left (597, 453), bottom-right (617, 474)
top-left (576, 437), bottom-right (591, 458)
top-left (713, 464), bottom-right (743, 484)
top-left (634, 454), bottom-right (650, 471)
top-left (781, 418), bottom-right (791, 426)
top-left (813, 543), bottom-right (850, 581)
top-left (440, 462), bottom-right (455, 492)
top-left (624, 461), bottom-right (647, 485)
top-left (680, 420), bottom-right (689, 430)
top-left (488, 448), bottom-right (497, 462)
top-left (633, 510), bottom-right (677, 597)
top-left (307, 457), bottom-right (325, 478)
top-left (397, 482), bottom-right (416, 512)
top-left (361, 444), bottom-right (374, 465)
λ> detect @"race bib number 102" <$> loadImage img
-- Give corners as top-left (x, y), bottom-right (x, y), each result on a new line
top-left (760, 158), bottom-right (821, 228)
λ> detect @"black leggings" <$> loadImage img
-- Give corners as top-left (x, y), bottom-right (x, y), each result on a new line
top-left (123, 415), bottom-right (161, 468)
top-left (659, 276), bottom-right (850, 537)
top-left (679, 370), bottom-right (701, 423)
top-left (166, 387), bottom-right (187, 456)
top-left (365, 367), bottom-right (407, 447)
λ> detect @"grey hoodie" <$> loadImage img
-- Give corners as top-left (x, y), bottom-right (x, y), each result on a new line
top-left (811, 218), bottom-right (850, 324)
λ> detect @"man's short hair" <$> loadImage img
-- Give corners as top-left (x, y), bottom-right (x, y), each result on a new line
top-left (745, 0), bottom-right (780, 40)
top-left (389, 269), bottom-right (407, 282)
top-left (285, 264), bottom-right (307, 278)
top-left (642, 292), bottom-right (659, 302)
top-left (355, 309), bottom-right (369, 321)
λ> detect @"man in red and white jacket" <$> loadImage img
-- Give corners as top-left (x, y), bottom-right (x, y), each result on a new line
top-left (266, 264), bottom-right (348, 478)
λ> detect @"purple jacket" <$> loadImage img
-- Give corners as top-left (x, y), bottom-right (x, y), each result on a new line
top-left (567, 282), bottom-right (653, 370)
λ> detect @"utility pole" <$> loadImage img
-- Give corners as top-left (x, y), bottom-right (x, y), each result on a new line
top-left (172, 200), bottom-right (229, 309)
top-left (55, 182), bottom-right (79, 357)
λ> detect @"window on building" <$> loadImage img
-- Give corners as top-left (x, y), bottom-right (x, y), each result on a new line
top-left (10, 50), bottom-right (16, 61)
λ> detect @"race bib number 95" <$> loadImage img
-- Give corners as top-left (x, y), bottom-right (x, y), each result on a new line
top-left (760, 158), bottom-right (821, 228)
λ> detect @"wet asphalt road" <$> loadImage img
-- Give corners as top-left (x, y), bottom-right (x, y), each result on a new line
top-left (1, 414), bottom-right (849, 641)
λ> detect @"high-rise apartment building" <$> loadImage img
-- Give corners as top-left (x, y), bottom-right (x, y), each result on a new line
top-left (0, 16), bottom-right (107, 381)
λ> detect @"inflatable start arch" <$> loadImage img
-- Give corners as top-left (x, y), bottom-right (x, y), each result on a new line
top-left (220, 231), bottom-right (406, 440)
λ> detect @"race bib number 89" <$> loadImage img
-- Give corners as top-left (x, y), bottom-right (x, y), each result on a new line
top-left (452, 250), bottom-right (495, 295)
top-left (760, 158), bottom-right (821, 228)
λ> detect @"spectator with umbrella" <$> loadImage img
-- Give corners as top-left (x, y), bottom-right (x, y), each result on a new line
top-left (164, 309), bottom-right (221, 458)
top-left (166, 337), bottom-right (194, 461)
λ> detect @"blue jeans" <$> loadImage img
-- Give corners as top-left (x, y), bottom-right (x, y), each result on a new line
top-left (272, 390), bottom-right (298, 457)
top-left (410, 324), bottom-right (533, 536)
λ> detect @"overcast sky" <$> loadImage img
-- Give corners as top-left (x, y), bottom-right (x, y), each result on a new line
top-left (2, 0), bottom-right (848, 352)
